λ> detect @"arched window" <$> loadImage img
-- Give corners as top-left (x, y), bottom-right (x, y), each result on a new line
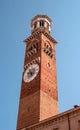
top-left (43, 42), bottom-right (53, 58)
top-left (47, 23), bottom-right (49, 29)
top-left (34, 22), bottom-right (37, 29)
top-left (40, 21), bottom-right (44, 27)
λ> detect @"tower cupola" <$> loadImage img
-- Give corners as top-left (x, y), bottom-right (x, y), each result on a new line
top-left (31, 15), bottom-right (52, 34)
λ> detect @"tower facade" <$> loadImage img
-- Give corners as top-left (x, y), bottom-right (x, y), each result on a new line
top-left (17, 15), bottom-right (58, 130)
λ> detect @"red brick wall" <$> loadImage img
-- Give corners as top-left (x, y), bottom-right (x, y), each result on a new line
top-left (17, 91), bottom-right (40, 129)
top-left (17, 33), bottom-right (58, 129)
top-left (39, 34), bottom-right (58, 121)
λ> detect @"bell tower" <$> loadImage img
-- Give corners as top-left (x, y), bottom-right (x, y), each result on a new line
top-left (17, 15), bottom-right (58, 130)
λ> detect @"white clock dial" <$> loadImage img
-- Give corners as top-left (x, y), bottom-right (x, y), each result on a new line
top-left (23, 64), bottom-right (39, 83)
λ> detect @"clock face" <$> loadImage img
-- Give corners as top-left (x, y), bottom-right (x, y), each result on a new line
top-left (23, 64), bottom-right (39, 83)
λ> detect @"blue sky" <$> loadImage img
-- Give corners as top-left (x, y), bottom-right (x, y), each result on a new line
top-left (0, 0), bottom-right (80, 130)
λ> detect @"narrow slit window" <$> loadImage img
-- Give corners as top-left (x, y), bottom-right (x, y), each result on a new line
top-left (53, 128), bottom-right (58, 130)
top-left (78, 120), bottom-right (80, 128)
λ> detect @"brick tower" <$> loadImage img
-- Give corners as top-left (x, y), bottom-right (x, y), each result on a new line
top-left (17, 15), bottom-right (58, 130)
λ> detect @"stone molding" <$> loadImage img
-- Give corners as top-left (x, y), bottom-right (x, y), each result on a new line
top-left (24, 30), bottom-right (57, 45)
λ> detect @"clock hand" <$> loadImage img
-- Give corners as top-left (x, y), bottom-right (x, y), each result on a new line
top-left (28, 69), bottom-right (35, 76)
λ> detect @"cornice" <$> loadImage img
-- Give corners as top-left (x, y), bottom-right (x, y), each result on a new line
top-left (24, 30), bottom-right (57, 45)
